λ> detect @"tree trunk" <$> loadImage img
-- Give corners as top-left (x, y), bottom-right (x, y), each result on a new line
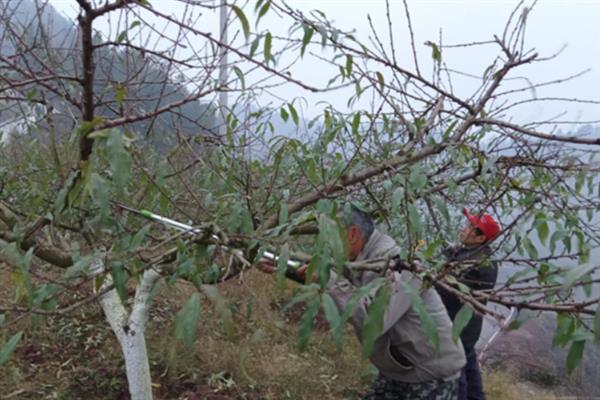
top-left (92, 259), bottom-right (160, 400)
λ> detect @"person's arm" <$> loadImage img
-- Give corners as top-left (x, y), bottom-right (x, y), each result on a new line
top-left (255, 259), bottom-right (314, 284)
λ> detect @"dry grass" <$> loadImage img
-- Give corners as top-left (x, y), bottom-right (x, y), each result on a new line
top-left (483, 368), bottom-right (558, 400)
top-left (148, 271), bottom-right (374, 399)
top-left (0, 264), bottom-right (561, 399)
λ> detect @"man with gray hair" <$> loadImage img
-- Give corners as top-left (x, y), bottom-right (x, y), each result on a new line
top-left (258, 207), bottom-right (466, 399)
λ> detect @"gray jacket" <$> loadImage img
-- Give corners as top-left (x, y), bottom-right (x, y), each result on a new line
top-left (327, 230), bottom-right (466, 383)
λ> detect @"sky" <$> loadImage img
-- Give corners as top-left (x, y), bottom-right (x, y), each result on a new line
top-left (47, 0), bottom-right (600, 127)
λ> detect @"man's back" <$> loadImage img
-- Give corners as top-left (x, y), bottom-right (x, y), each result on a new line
top-left (327, 230), bottom-right (466, 383)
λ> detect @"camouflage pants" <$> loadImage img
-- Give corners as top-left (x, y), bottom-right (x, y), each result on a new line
top-left (362, 375), bottom-right (458, 400)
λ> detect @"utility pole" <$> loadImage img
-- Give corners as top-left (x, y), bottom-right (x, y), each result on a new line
top-left (218, 0), bottom-right (228, 137)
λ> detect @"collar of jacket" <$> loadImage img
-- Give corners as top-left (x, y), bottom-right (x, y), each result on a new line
top-left (356, 229), bottom-right (399, 262)
top-left (450, 244), bottom-right (492, 262)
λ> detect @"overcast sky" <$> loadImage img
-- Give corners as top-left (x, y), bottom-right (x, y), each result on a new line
top-left (48, 0), bottom-right (600, 128)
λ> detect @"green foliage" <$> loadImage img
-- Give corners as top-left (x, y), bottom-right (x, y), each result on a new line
top-left (298, 297), bottom-right (320, 351)
top-left (110, 261), bottom-right (128, 302)
top-left (566, 340), bottom-right (585, 375)
top-left (175, 293), bottom-right (201, 348)
top-left (361, 283), bottom-right (391, 358)
top-left (321, 292), bottom-right (342, 347)
top-left (0, 332), bottom-right (23, 366)
top-left (255, 0), bottom-right (270, 27)
top-left (403, 282), bottom-right (439, 351)
top-left (451, 305), bottom-right (473, 343)
top-left (202, 285), bottom-right (234, 337)
top-left (105, 129), bottom-right (132, 190)
top-left (301, 25), bottom-right (314, 57)
top-left (264, 32), bottom-right (273, 63)
top-left (231, 5), bottom-right (250, 40)
top-left (424, 41), bottom-right (441, 63)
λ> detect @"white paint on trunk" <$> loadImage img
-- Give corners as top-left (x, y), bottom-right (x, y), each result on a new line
top-left (91, 259), bottom-right (161, 400)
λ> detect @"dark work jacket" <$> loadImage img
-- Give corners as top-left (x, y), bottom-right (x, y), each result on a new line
top-left (437, 245), bottom-right (498, 350)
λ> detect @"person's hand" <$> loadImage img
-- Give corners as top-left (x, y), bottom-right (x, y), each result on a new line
top-left (296, 264), bottom-right (317, 283)
top-left (255, 258), bottom-right (276, 274)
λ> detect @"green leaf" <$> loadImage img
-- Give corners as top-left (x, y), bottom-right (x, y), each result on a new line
top-left (201, 285), bottom-right (234, 337)
top-left (280, 107), bottom-right (289, 122)
top-left (130, 224), bottom-right (151, 250)
top-left (250, 36), bottom-right (260, 57)
top-left (110, 262), bottom-right (128, 302)
top-left (376, 71), bottom-right (385, 91)
top-left (232, 66), bottom-right (245, 90)
top-left (278, 202), bottom-right (288, 226)
top-left (575, 170), bottom-right (585, 194)
top-left (322, 293), bottom-right (341, 333)
top-left (391, 187), bottom-right (403, 211)
top-left (345, 54), bottom-right (353, 76)
top-left (115, 85), bottom-right (126, 105)
top-left (563, 263), bottom-right (596, 289)
top-left (425, 41), bottom-right (441, 63)
top-left (361, 283), bottom-right (391, 358)
top-left (452, 305), bottom-right (473, 343)
top-left (318, 214), bottom-right (346, 267)
top-left (351, 112), bottom-right (361, 138)
top-left (301, 26), bottom-right (314, 57)
top-left (306, 158), bottom-right (318, 184)
top-left (264, 32), bottom-right (272, 63)
top-left (0, 332), bottom-right (23, 366)
top-left (523, 237), bottom-right (538, 259)
top-left (409, 166), bottom-right (427, 192)
top-left (407, 203), bottom-right (423, 238)
top-left (117, 30), bottom-right (127, 43)
top-left (106, 129), bottom-right (132, 190)
top-left (566, 340), bottom-right (585, 375)
top-left (89, 173), bottom-right (110, 218)
top-left (256, 0), bottom-right (270, 26)
top-left (231, 5), bottom-right (250, 40)
top-left (175, 293), bottom-right (201, 348)
top-left (288, 103), bottom-right (299, 125)
top-left (404, 282), bottom-right (439, 350)
top-left (298, 297), bottom-right (320, 351)
top-left (553, 313), bottom-right (575, 347)
top-left (284, 289), bottom-right (317, 313)
top-left (423, 239), bottom-right (445, 259)
top-left (536, 220), bottom-right (549, 245)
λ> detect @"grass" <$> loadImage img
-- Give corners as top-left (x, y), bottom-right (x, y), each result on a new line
top-left (0, 263), bottom-right (559, 399)
top-left (483, 368), bottom-right (558, 400)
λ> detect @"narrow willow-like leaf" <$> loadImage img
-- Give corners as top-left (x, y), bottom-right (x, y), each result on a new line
top-left (0, 332), bottom-right (23, 366)
top-left (301, 26), bottom-right (314, 57)
top-left (298, 297), bottom-right (320, 351)
top-left (404, 282), bottom-right (439, 350)
top-left (566, 340), bottom-right (585, 375)
top-left (452, 305), bottom-right (473, 343)
top-left (231, 5), bottom-right (250, 40)
top-left (361, 283), bottom-right (391, 358)
top-left (175, 293), bottom-right (201, 348)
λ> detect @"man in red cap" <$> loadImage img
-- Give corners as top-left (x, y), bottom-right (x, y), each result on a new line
top-left (437, 208), bottom-right (501, 400)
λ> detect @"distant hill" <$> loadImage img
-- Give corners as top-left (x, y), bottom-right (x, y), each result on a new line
top-left (0, 0), bottom-right (216, 151)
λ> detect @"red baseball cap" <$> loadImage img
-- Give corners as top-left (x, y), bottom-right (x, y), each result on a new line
top-left (463, 208), bottom-right (501, 242)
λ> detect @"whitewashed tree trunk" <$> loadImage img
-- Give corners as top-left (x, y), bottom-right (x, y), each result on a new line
top-left (92, 259), bottom-right (161, 400)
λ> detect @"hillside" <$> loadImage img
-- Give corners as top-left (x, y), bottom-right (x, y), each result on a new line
top-left (0, 263), bottom-right (562, 400)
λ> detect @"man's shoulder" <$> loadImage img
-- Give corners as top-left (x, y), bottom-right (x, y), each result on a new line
top-left (366, 230), bottom-right (400, 259)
